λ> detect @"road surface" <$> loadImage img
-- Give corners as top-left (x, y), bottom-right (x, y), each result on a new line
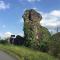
top-left (0, 51), bottom-right (17, 60)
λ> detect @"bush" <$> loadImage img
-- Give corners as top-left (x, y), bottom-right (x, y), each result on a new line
top-left (48, 32), bottom-right (60, 57)
top-left (0, 40), bottom-right (8, 44)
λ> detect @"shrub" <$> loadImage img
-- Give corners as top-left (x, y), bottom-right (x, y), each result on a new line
top-left (48, 32), bottom-right (60, 57)
top-left (0, 40), bottom-right (8, 44)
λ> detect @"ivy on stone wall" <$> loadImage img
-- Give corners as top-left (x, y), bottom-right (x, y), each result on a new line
top-left (23, 9), bottom-right (51, 51)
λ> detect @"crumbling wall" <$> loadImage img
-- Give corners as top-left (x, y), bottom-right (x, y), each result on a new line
top-left (23, 9), bottom-right (51, 50)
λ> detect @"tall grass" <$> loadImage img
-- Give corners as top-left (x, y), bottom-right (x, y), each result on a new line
top-left (0, 44), bottom-right (59, 60)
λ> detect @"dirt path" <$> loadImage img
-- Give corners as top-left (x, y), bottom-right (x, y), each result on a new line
top-left (0, 51), bottom-right (17, 60)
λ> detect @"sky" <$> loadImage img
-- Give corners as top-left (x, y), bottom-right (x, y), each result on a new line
top-left (0, 0), bottom-right (60, 37)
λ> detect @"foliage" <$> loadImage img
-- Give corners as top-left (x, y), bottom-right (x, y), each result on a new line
top-left (0, 44), bottom-right (59, 60)
top-left (36, 26), bottom-right (51, 51)
top-left (24, 22), bottom-right (51, 51)
top-left (48, 32), bottom-right (60, 58)
top-left (0, 40), bottom-right (8, 44)
top-left (24, 22), bottom-right (35, 47)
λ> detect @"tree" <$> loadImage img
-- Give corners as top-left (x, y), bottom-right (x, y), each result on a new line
top-left (49, 32), bottom-right (60, 57)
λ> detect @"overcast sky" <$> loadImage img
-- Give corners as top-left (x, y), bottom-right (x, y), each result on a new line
top-left (0, 0), bottom-right (60, 37)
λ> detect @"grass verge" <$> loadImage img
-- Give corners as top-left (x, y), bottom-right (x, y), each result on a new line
top-left (0, 44), bottom-right (59, 60)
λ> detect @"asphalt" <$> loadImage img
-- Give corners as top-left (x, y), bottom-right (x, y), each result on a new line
top-left (0, 51), bottom-right (17, 60)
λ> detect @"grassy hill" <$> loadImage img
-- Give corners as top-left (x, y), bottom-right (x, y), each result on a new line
top-left (0, 44), bottom-right (59, 60)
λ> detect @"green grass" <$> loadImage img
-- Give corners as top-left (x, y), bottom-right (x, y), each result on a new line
top-left (0, 44), bottom-right (59, 60)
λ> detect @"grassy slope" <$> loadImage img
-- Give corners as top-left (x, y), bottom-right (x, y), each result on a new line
top-left (0, 44), bottom-right (59, 60)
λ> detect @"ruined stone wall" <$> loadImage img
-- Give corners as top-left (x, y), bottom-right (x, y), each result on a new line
top-left (23, 9), bottom-right (51, 49)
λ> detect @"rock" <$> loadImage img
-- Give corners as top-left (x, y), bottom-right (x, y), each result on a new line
top-left (23, 9), bottom-right (51, 50)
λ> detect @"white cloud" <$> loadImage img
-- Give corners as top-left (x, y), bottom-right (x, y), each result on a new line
top-left (40, 10), bottom-right (60, 33)
top-left (0, 1), bottom-right (10, 10)
top-left (40, 16), bottom-right (58, 27)
top-left (0, 32), bottom-right (12, 39)
top-left (50, 10), bottom-right (60, 17)
top-left (19, 32), bottom-right (24, 37)
top-left (40, 10), bottom-right (60, 27)
top-left (27, 0), bottom-right (40, 2)
top-left (4, 32), bottom-right (12, 38)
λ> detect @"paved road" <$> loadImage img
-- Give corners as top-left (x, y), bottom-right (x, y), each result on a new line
top-left (0, 51), bottom-right (17, 60)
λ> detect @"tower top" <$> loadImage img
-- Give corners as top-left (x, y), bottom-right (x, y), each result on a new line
top-left (23, 9), bottom-right (42, 22)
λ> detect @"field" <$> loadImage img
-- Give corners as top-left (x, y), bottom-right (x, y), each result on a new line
top-left (0, 44), bottom-right (59, 60)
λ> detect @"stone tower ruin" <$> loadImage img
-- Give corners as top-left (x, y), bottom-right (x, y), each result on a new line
top-left (23, 9), bottom-right (51, 49)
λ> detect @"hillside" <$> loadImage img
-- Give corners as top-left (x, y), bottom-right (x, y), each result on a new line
top-left (0, 44), bottom-right (58, 60)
